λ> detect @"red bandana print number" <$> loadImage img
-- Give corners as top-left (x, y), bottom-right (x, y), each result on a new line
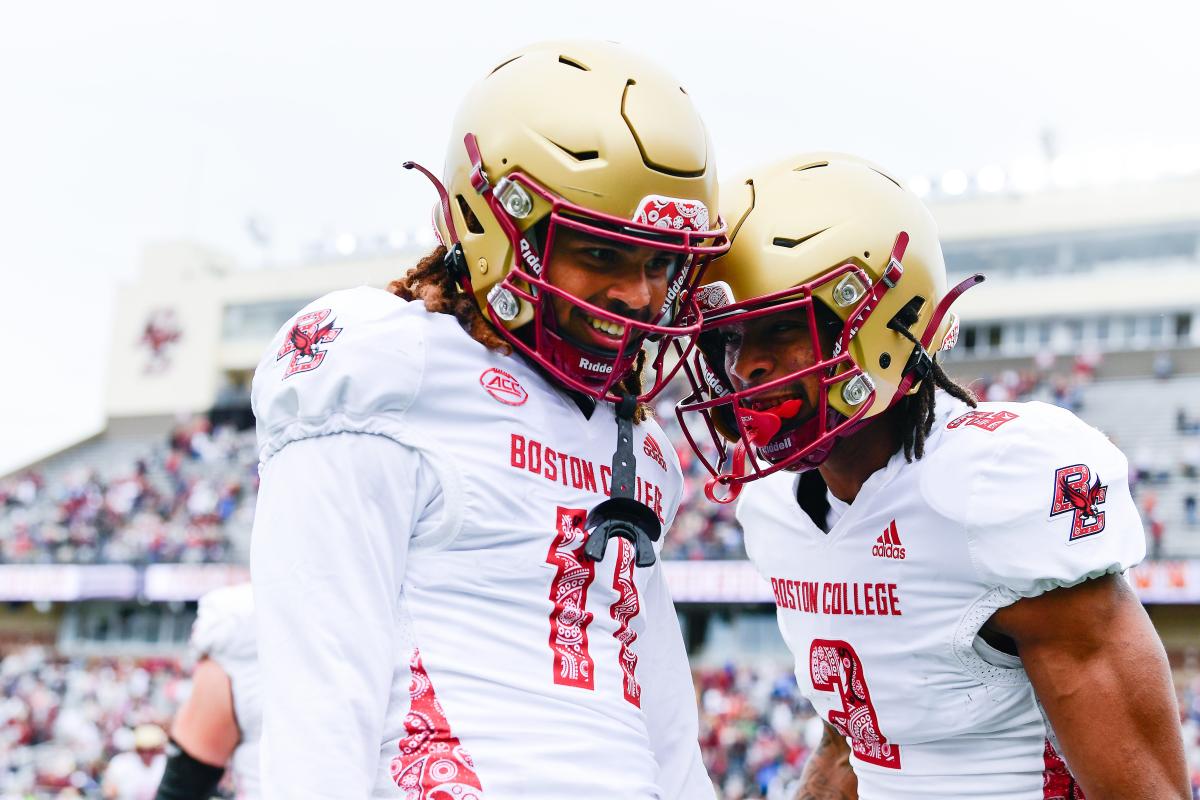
top-left (810, 639), bottom-right (901, 769)
top-left (545, 507), bottom-right (642, 705)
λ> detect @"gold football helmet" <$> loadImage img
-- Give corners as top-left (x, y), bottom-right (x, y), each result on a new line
top-left (405, 40), bottom-right (727, 402)
top-left (677, 152), bottom-right (982, 499)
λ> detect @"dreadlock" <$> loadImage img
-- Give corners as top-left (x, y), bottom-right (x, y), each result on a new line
top-left (890, 325), bottom-right (978, 463)
top-left (388, 246), bottom-right (650, 422)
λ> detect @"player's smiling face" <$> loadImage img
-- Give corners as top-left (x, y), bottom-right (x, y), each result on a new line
top-left (543, 227), bottom-right (683, 354)
top-left (722, 309), bottom-right (826, 426)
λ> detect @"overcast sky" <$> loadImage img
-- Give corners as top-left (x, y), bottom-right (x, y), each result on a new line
top-left (2, 0), bottom-right (1198, 474)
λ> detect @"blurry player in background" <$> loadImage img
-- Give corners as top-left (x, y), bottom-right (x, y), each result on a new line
top-left (102, 724), bottom-right (168, 800)
top-left (154, 583), bottom-right (259, 800)
top-left (676, 153), bottom-right (1189, 799)
top-left (250, 40), bottom-right (727, 799)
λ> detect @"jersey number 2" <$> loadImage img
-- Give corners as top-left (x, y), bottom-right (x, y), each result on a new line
top-left (810, 639), bottom-right (901, 769)
top-left (546, 506), bottom-right (642, 706)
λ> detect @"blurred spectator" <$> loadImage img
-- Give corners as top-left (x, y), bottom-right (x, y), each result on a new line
top-left (1177, 408), bottom-right (1200, 436)
top-left (101, 724), bottom-right (166, 800)
top-left (1154, 351), bottom-right (1175, 380)
top-left (1185, 495), bottom-right (1198, 528)
top-left (1182, 441), bottom-right (1200, 480)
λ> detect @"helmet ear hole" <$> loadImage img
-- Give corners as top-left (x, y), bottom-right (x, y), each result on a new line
top-left (887, 296), bottom-right (926, 333)
top-left (456, 195), bottom-right (485, 235)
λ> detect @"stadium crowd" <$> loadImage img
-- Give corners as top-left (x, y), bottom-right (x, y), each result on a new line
top-left (0, 420), bottom-right (256, 566)
top-left (3, 360), bottom-right (1199, 565)
top-left (3, 648), bottom-right (1200, 799)
top-left (0, 648), bottom-right (181, 799)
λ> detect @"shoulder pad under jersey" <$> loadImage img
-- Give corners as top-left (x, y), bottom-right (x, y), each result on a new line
top-left (921, 400), bottom-right (1145, 598)
top-left (251, 287), bottom-right (429, 463)
top-left (192, 583), bottom-right (256, 665)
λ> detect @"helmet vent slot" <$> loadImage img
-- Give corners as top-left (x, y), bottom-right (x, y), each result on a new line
top-left (728, 179), bottom-right (756, 243)
top-left (549, 140), bottom-right (600, 162)
top-left (455, 194), bottom-right (485, 234)
top-left (620, 79), bottom-right (707, 178)
top-left (558, 55), bottom-right (590, 71)
top-left (489, 55), bottom-right (522, 76)
top-left (870, 167), bottom-right (904, 190)
top-left (795, 161), bottom-right (828, 172)
top-left (772, 228), bottom-right (829, 249)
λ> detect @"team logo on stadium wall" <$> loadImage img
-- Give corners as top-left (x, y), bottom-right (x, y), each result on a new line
top-left (276, 308), bottom-right (341, 379)
top-left (1049, 464), bottom-right (1107, 541)
top-left (480, 367), bottom-right (528, 406)
top-left (139, 308), bottom-right (182, 374)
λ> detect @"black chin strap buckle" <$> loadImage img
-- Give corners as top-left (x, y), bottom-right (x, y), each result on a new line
top-left (582, 394), bottom-right (662, 567)
top-left (443, 242), bottom-right (471, 291)
top-left (903, 345), bottom-right (933, 382)
top-left (583, 497), bottom-right (662, 567)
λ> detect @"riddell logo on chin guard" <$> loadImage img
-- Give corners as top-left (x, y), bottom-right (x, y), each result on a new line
top-left (872, 520), bottom-right (906, 560)
top-left (578, 357), bottom-right (614, 374)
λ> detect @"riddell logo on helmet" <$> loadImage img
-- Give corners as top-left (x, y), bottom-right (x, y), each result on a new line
top-left (701, 364), bottom-right (729, 397)
top-left (518, 239), bottom-right (543, 276)
top-left (658, 273), bottom-right (687, 316)
top-left (872, 520), bottom-right (905, 560)
top-left (578, 357), bottom-right (614, 374)
top-left (760, 435), bottom-right (794, 457)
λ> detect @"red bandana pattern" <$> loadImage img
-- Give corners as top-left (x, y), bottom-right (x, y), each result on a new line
top-left (610, 538), bottom-right (642, 706)
top-left (632, 195), bottom-right (710, 232)
top-left (390, 650), bottom-right (485, 800)
top-left (545, 507), bottom-right (597, 690)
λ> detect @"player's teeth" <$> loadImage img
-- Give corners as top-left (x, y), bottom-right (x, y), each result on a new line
top-left (587, 315), bottom-right (624, 337)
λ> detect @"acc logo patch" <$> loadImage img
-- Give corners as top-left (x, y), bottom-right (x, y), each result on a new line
top-left (1049, 464), bottom-right (1107, 541)
top-left (276, 309), bottom-right (341, 379)
top-left (480, 367), bottom-right (528, 406)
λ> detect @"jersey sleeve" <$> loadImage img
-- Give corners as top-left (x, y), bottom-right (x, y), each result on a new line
top-left (191, 584), bottom-right (256, 669)
top-left (637, 561), bottom-right (717, 800)
top-left (251, 431), bottom-right (443, 800)
top-left (933, 402), bottom-right (1146, 599)
top-left (251, 286), bottom-right (428, 465)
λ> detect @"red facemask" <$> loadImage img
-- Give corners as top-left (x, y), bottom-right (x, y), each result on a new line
top-left (676, 233), bottom-right (982, 503)
top-left (407, 134), bottom-right (729, 404)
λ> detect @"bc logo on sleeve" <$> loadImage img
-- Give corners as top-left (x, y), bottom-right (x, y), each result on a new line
top-left (276, 309), bottom-right (342, 379)
top-left (1049, 464), bottom-right (1108, 541)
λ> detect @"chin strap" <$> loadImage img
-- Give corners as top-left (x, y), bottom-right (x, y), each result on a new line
top-left (402, 159), bottom-right (475, 296)
top-left (583, 394), bottom-right (662, 567)
top-left (704, 441), bottom-right (747, 505)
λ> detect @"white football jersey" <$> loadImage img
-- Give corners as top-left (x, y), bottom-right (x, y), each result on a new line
top-left (738, 396), bottom-right (1145, 800)
top-left (191, 584), bottom-right (261, 799)
top-left (250, 286), bottom-right (711, 800)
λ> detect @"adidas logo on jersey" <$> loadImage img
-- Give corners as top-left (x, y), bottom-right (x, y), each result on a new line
top-left (872, 520), bottom-right (905, 560)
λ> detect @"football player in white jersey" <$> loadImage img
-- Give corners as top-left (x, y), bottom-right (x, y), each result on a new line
top-left (155, 584), bottom-right (260, 800)
top-left (675, 153), bottom-right (1188, 799)
top-left (249, 41), bottom-right (728, 800)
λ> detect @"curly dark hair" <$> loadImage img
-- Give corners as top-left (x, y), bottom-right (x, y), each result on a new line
top-left (388, 246), bottom-right (650, 421)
